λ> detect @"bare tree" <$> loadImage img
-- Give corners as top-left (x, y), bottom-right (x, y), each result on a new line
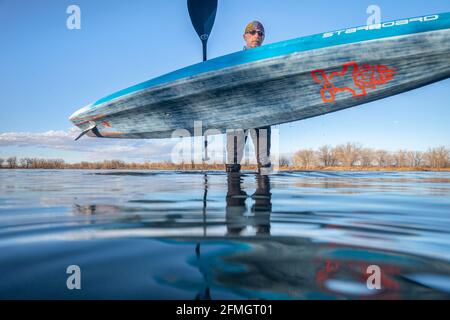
top-left (424, 146), bottom-right (450, 168)
top-left (317, 145), bottom-right (336, 167)
top-left (387, 153), bottom-right (396, 167)
top-left (335, 143), bottom-right (361, 167)
top-left (279, 156), bottom-right (291, 167)
top-left (359, 148), bottom-right (374, 167)
top-left (6, 157), bottom-right (17, 168)
top-left (413, 151), bottom-right (424, 167)
top-left (406, 151), bottom-right (415, 167)
top-left (54, 159), bottom-right (65, 169)
top-left (375, 149), bottom-right (388, 167)
top-left (19, 158), bottom-right (28, 168)
top-left (393, 150), bottom-right (408, 167)
top-left (405, 151), bottom-right (423, 167)
top-left (293, 149), bottom-right (316, 168)
top-left (0, 158), bottom-right (4, 168)
top-left (330, 147), bottom-right (339, 166)
top-left (25, 158), bottom-right (34, 168)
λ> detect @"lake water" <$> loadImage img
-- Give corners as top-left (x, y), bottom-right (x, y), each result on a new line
top-left (0, 169), bottom-right (449, 299)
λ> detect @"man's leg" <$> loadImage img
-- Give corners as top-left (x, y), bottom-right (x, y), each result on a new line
top-left (226, 129), bottom-right (247, 172)
top-left (249, 126), bottom-right (271, 173)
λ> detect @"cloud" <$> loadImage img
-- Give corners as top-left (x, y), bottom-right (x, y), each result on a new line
top-left (0, 128), bottom-right (178, 162)
top-left (0, 128), bottom-right (281, 164)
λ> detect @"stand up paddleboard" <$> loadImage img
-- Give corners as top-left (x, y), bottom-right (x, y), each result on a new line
top-left (70, 12), bottom-right (450, 139)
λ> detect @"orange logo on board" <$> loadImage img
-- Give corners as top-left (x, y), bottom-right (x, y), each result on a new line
top-left (312, 61), bottom-right (396, 103)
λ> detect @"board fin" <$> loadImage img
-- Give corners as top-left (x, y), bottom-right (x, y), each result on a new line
top-left (74, 123), bottom-right (97, 141)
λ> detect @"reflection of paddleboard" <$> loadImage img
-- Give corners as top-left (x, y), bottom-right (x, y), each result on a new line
top-left (70, 13), bottom-right (450, 139)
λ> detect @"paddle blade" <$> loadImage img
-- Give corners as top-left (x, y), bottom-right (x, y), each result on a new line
top-left (187, 0), bottom-right (218, 42)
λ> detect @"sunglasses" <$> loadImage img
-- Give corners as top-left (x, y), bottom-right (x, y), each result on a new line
top-left (246, 30), bottom-right (265, 37)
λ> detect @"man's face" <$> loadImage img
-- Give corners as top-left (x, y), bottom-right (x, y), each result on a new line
top-left (244, 29), bottom-right (265, 48)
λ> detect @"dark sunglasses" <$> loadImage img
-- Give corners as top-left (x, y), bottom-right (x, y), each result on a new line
top-left (246, 30), bottom-right (264, 37)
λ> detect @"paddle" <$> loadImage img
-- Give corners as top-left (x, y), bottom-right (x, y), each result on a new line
top-left (187, 0), bottom-right (218, 255)
top-left (187, 0), bottom-right (218, 61)
top-left (187, 0), bottom-right (218, 164)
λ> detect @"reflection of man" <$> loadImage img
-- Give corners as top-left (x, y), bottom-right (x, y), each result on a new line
top-left (225, 173), bottom-right (248, 235)
top-left (225, 21), bottom-right (272, 175)
top-left (225, 173), bottom-right (272, 236)
top-left (251, 174), bottom-right (272, 235)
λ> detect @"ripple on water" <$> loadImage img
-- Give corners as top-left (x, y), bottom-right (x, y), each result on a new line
top-left (0, 170), bottom-right (449, 299)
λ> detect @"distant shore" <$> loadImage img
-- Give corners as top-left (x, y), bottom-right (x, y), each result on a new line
top-left (0, 164), bottom-right (449, 172)
top-left (1, 144), bottom-right (448, 171)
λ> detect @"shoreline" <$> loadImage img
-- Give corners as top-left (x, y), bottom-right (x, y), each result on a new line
top-left (1, 166), bottom-right (449, 172)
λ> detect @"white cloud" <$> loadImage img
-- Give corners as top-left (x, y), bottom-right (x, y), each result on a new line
top-left (0, 128), bottom-right (282, 164)
top-left (0, 128), bottom-right (178, 162)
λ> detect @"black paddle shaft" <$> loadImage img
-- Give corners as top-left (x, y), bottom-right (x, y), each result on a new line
top-left (187, 0), bottom-right (218, 61)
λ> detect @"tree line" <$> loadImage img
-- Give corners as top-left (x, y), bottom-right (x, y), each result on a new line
top-left (0, 144), bottom-right (449, 170)
top-left (0, 157), bottom-right (226, 170)
top-left (287, 143), bottom-right (449, 169)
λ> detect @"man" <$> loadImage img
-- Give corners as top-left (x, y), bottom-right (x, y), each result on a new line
top-left (225, 21), bottom-right (272, 174)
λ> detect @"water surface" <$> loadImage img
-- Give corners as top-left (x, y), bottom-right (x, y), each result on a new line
top-left (0, 169), bottom-right (449, 299)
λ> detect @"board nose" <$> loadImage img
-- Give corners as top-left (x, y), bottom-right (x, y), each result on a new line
top-left (68, 104), bottom-right (92, 125)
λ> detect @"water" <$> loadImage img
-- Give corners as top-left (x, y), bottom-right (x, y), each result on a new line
top-left (0, 169), bottom-right (450, 299)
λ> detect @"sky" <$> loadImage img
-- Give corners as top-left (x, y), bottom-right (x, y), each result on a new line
top-left (0, 0), bottom-right (449, 163)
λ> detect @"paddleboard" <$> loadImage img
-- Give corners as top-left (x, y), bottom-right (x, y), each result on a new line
top-left (69, 12), bottom-right (450, 139)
